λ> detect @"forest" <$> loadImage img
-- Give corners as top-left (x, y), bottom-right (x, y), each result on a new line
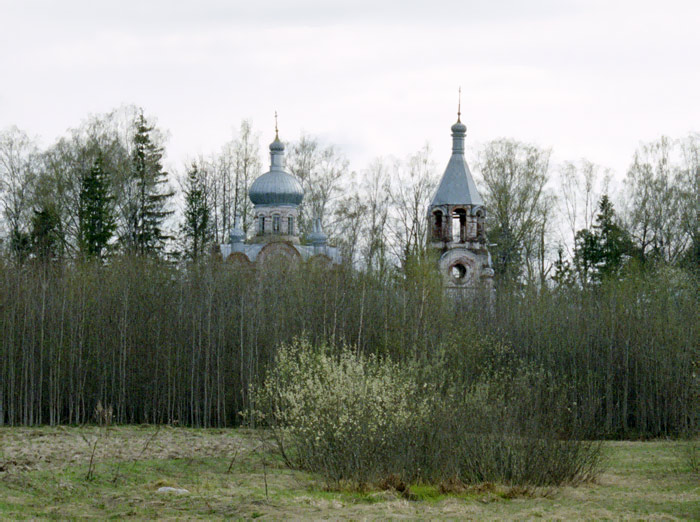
top-left (0, 105), bottom-right (697, 441)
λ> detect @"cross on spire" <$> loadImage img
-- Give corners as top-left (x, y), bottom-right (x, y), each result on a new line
top-left (274, 111), bottom-right (279, 139)
top-left (457, 86), bottom-right (462, 123)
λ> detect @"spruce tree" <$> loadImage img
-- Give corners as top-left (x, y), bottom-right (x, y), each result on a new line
top-left (30, 204), bottom-right (62, 262)
top-left (78, 153), bottom-right (116, 260)
top-left (180, 162), bottom-right (212, 261)
top-left (123, 112), bottom-right (173, 256)
top-left (573, 195), bottom-right (636, 284)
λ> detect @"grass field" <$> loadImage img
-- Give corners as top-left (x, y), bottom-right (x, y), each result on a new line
top-left (0, 426), bottom-right (698, 519)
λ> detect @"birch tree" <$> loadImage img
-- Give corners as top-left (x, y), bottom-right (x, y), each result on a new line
top-left (476, 139), bottom-right (551, 285)
top-left (0, 126), bottom-right (39, 262)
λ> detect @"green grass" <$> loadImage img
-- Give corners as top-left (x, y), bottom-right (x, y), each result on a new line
top-left (0, 426), bottom-right (698, 519)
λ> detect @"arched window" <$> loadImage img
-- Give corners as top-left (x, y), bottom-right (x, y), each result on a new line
top-left (273, 215), bottom-right (281, 233)
top-left (473, 208), bottom-right (485, 239)
top-left (432, 210), bottom-right (443, 240)
top-left (288, 216), bottom-right (294, 235)
top-left (259, 215), bottom-right (265, 234)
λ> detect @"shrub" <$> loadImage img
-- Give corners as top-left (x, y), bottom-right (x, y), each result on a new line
top-left (251, 338), bottom-right (602, 489)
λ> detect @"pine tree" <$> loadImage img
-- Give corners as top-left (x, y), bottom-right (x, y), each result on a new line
top-left (78, 153), bottom-right (116, 260)
top-left (30, 204), bottom-right (62, 262)
top-left (181, 162), bottom-right (212, 261)
top-left (573, 195), bottom-right (636, 284)
top-left (123, 112), bottom-right (173, 256)
top-left (552, 245), bottom-right (576, 287)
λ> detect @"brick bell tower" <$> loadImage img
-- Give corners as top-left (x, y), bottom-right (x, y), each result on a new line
top-left (427, 94), bottom-right (494, 291)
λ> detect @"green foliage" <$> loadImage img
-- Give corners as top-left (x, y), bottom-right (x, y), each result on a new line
top-left (30, 203), bottom-right (63, 262)
top-left (180, 162), bottom-right (212, 261)
top-left (0, 257), bottom-right (695, 440)
top-left (573, 195), bottom-right (636, 284)
top-left (551, 246), bottom-right (576, 287)
top-left (122, 112), bottom-right (173, 256)
top-left (78, 153), bottom-right (116, 260)
top-left (9, 227), bottom-right (31, 264)
top-left (252, 338), bottom-right (602, 488)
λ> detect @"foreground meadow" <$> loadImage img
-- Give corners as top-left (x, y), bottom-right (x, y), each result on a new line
top-left (0, 426), bottom-right (697, 519)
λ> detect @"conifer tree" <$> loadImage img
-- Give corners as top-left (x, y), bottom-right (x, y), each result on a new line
top-left (122, 112), bottom-right (173, 256)
top-left (30, 203), bottom-right (62, 262)
top-left (551, 246), bottom-right (576, 287)
top-left (573, 195), bottom-right (636, 284)
top-left (78, 153), bottom-right (116, 260)
top-left (181, 162), bottom-right (212, 261)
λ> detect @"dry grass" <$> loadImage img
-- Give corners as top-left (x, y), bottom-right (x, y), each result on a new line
top-left (0, 425), bottom-right (258, 473)
top-left (0, 427), bottom-right (698, 519)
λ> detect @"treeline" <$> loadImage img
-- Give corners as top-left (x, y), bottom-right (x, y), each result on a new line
top-left (1, 106), bottom-right (697, 283)
top-left (0, 257), bottom-right (696, 437)
top-left (0, 105), bottom-right (697, 437)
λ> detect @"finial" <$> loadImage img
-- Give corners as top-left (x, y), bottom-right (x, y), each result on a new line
top-left (274, 111), bottom-right (279, 139)
top-left (457, 87), bottom-right (462, 123)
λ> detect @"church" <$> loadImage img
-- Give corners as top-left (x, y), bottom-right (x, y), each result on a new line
top-left (220, 108), bottom-right (493, 290)
top-left (219, 124), bottom-right (341, 265)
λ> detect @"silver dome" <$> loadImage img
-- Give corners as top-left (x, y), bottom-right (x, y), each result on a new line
top-left (249, 170), bottom-right (303, 206)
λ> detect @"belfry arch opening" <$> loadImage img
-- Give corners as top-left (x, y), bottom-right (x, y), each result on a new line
top-left (452, 208), bottom-right (467, 242)
top-left (474, 208), bottom-right (485, 240)
top-left (432, 210), bottom-right (444, 240)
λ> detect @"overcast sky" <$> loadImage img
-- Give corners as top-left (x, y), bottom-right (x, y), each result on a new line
top-left (1, 0), bottom-right (699, 180)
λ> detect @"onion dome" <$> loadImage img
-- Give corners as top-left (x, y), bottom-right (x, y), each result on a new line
top-left (451, 87), bottom-right (467, 135)
top-left (249, 132), bottom-right (304, 207)
top-left (269, 136), bottom-right (285, 152)
top-left (229, 215), bottom-right (245, 244)
top-left (451, 119), bottom-right (467, 134)
top-left (308, 217), bottom-right (327, 247)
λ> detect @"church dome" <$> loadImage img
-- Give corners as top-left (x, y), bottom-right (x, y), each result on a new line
top-left (249, 135), bottom-right (303, 206)
top-left (269, 136), bottom-right (285, 152)
top-left (451, 120), bottom-right (467, 134)
top-left (249, 170), bottom-right (303, 206)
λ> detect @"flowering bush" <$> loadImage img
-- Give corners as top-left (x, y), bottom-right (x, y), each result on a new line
top-left (251, 338), bottom-right (602, 488)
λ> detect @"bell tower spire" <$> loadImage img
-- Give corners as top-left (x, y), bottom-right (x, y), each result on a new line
top-left (426, 103), bottom-right (493, 292)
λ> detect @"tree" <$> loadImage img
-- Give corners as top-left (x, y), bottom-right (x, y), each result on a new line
top-left (623, 137), bottom-right (690, 264)
top-left (232, 121), bottom-right (261, 237)
top-left (286, 134), bottom-right (348, 237)
top-left (573, 195), bottom-right (636, 284)
top-left (360, 159), bottom-right (391, 274)
top-left (558, 159), bottom-right (611, 255)
top-left (522, 191), bottom-right (556, 287)
top-left (551, 245), bottom-right (576, 288)
top-left (0, 126), bottom-right (38, 263)
top-left (78, 153), bottom-right (116, 260)
top-left (121, 112), bottom-right (173, 256)
top-left (477, 139), bottom-right (551, 285)
top-left (209, 120), bottom-right (261, 243)
top-left (39, 107), bottom-right (131, 258)
top-left (679, 134), bottom-right (700, 273)
top-left (30, 203), bottom-right (63, 262)
top-left (180, 162), bottom-right (213, 261)
top-left (388, 145), bottom-right (437, 268)
top-left (332, 190), bottom-right (367, 268)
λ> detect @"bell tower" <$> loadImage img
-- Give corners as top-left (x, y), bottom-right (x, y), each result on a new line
top-left (428, 95), bottom-right (494, 290)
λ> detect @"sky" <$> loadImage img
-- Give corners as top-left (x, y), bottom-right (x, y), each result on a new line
top-left (1, 0), bottom-right (699, 181)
